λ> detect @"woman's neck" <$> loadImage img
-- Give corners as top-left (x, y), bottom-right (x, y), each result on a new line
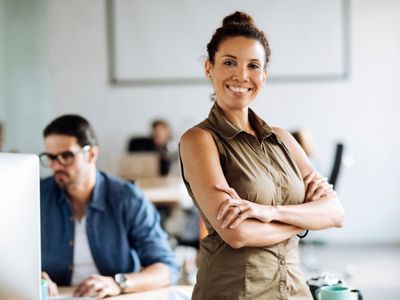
top-left (219, 104), bottom-right (256, 136)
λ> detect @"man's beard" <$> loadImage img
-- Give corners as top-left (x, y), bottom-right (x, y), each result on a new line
top-left (54, 171), bottom-right (74, 190)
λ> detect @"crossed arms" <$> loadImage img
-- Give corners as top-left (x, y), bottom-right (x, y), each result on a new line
top-left (180, 127), bottom-right (344, 249)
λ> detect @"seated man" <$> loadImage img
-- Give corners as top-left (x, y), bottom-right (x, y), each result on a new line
top-left (128, 119), bottom-right (172, 176)
top-left (39, 115), bottom-right (179, 298)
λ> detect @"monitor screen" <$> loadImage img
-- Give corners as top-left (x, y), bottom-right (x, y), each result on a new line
top-left (0, 153), bottom-right (41, 300)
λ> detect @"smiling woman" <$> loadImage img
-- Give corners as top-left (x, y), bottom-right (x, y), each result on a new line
top-left (179, 11), bottom-right (344, 300)
top-left (205, 36), bottom-right (267, 117)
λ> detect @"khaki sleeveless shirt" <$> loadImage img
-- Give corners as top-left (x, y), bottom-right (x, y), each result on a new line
top-left (182, 103), bottom-right (313, 300)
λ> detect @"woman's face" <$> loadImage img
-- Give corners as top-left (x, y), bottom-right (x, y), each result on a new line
top-left (205, 36), bottom-right (267, 111)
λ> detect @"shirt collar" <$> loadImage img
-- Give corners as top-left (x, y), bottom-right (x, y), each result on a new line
top-left (207, 102), bottom-right (274, 140)
top-left (88, 171), bottom-right (106, 211)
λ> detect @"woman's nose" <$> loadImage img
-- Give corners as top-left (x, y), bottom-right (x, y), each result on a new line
top-left (232, 66), bottom-right (249, 81)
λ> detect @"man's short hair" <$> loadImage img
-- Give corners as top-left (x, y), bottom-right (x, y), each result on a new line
top-left (43, 115), bottom-right (98, 147)
top-left (151, 119), bottom-right (169, 130)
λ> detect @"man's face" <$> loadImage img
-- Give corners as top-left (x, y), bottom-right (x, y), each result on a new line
top-left (153, 124), bottom-right (170, 147)
top-left (43, 134), bottom-right (94, 190)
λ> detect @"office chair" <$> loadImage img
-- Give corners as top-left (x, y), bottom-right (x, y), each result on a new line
top-left (301, 142), bottom-right (345, 273)
top-left (328, 143), bottom-right (344, 189)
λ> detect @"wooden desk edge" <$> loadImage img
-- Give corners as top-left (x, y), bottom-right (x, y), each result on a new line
top-left (59, 285), bottom-right (193, 299)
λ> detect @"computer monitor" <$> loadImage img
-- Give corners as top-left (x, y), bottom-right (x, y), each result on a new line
top-left (0, 153), bottom-right (41, 300)
top-left (118, 152), bottom-right (160, 180)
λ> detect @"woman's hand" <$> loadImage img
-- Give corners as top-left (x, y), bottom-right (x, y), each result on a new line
top-left (303, 171), bottom-right (336, 202)
top-left (73, 274), bottom-right (122, 299)
top-left (41, 272), bottom-right (59, 297)
top-left (215, 185), bottom-right (274, 229)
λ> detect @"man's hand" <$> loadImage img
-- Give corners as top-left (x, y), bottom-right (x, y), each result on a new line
top-left (41, 272), bottom-right (59, 297)
top-left (73, 274), bottom-right (122, 299)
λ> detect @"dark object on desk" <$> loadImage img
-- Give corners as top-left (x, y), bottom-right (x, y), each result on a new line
top-left (328, 143), bottom-right (344, 189)
top-left (128, 137), bottom-right (171, 176)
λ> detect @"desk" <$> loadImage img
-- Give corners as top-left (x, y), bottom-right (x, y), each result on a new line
top-left (59, 285), bottom-right (193, 300)
top-left (137, 177), bottom-right (190, 207)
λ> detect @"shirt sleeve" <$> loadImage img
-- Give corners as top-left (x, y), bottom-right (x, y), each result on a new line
top-left (124, 184), bottom-right (180, 284)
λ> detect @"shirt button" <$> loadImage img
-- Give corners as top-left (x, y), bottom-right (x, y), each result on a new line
top-left (69, 240), bottom-right (74, 247)
top-left (280, 259), bottom-right (286, 265)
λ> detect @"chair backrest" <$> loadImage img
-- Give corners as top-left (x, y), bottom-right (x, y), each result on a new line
top-left (328, 143), bottom-right (344, 189)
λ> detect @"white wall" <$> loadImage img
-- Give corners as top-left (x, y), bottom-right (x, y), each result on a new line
top-left (0, 0), bottom-right (53, 153)
top-left (3, 0), bottom-right (399, 244)
top-left (0, 0), bottom-right (6, 122)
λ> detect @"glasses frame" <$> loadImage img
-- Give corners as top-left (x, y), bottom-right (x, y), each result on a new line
top-left (38, 145), bottom-right (92, 168)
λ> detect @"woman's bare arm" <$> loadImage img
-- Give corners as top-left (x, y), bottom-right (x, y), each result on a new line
top-left (180, 127), bottom-right (303, 248)
top-left (271, 127), bottom-right (345, 230)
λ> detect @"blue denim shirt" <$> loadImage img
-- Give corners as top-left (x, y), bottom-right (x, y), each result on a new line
top-left (40, 171), bottom-right (179, 286)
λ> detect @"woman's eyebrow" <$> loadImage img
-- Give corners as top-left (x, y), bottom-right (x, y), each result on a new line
top-left (221, 55), bottom-right (261, 63)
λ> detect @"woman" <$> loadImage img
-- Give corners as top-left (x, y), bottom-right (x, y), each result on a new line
top-left (180, 11), bottom-right (345, 300)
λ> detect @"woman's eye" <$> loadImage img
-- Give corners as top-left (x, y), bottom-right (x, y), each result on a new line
top-left (249, 63), bottom-right (261, 70)
top-left (223, 60), bottom-right (236, 66)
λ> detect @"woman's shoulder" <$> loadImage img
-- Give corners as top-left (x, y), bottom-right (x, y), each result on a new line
top-left (271, 126), bottom-right (290, 139)
top-left (180, 127), bottom-right (214, 147)
top-left (271, 126), bottom-right (313, 177)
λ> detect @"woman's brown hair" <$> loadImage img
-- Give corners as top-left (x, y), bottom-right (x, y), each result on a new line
top-left (207, 11), bottom-right (271, 67)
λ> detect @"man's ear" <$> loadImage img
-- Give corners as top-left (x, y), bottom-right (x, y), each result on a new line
top-left (88, 146), bottom-right (99, 164)
top-left (204, 60), bottom-right (213, 79)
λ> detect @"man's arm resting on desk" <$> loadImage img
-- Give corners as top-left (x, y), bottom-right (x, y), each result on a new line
top-left (120, 262), bottom-right (172, 293)
top-left (73, 263), bottom-right (172, 298)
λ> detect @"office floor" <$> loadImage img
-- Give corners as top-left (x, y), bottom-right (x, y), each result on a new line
top-left (300, 243), bottom-right (400, 299)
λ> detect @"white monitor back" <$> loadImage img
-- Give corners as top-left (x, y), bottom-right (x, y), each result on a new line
top-left (0, 153), bottom-right (41, 300)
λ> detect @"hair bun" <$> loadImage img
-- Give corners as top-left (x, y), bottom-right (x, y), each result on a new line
top-left (222, 11), bottom-right (256, 28)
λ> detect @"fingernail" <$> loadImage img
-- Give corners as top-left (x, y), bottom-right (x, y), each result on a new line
top-left (216, 184), bottom-right (221, 187)
top-left (217, 215), bottom-right (221, 220)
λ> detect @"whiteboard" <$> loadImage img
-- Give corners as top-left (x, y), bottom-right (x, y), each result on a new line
top-left (107, 0), bottom-right (349, 85)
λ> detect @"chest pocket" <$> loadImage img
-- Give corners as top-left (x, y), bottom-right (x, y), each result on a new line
top-left (218, 134), bottom-right (304, 206)
top-left (220, 139), bottom-right (277, 205)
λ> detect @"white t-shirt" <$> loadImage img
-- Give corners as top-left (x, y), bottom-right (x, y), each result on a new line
top-left (71, 215), bottom-right (99, 286)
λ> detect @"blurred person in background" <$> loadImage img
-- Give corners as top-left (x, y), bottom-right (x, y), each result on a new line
top-left (128, 119), bottom-right (172, 176)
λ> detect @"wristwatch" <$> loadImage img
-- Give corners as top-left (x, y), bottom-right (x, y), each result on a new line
top-left (114, 273), bottom-right (130, 292)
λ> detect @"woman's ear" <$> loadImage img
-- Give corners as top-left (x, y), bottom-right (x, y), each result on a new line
top-left (263, 71), bottom-right (268, 84)
top-left (204, 60), bottom-right (213, 79)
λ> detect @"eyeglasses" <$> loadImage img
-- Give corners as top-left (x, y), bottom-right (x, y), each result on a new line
top-left (39, 145), bottom-right (91, 168)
